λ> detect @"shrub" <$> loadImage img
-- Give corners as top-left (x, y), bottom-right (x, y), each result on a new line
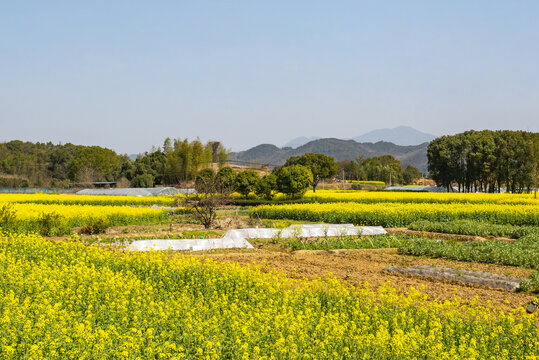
top-left (0, 203), bottom-right (17, 231)
top-left (79, 218), bottom-right (111, 235)
top-left (131, 173), bottom-right (154, 188)
top-left (37, 211), bottom-right (64, 236)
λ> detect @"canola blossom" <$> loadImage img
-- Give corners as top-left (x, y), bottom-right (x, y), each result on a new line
top-left (8, 203), bottom-right (165, 221)
top-left (302, 190), bottom-right (539, 206)
top-left (251, 202), bottom-right (539, 227)
top-left (0, 203), bottom-right (168, 236)
top-left (0, 193), bottom-right (177, 206)
top-left (0, 233), bottom-right (538, 359)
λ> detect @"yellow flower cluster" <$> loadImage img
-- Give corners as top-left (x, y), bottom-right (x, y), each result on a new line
top-left (302, 190), bottom-right (538, 206)
top-left (0, 203), bottom-right (168, 236)
top-left (0, 233), bottom-right (537, 359)
top-left (252, 201), bottom-right (539, 227)
top-left (0, 193), bottom-right (177, 206)
top-left (8, 203), bottom-right (165, 222)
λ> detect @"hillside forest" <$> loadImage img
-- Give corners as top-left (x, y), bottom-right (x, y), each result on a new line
top-left (0, 138), bottom-right (228, 188)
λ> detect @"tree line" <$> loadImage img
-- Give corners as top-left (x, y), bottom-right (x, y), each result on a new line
top-left (336, 156), bottom-right (422, 185)
top-left (0, 138), bottom-right (422, 189)
top-left (427, 130), bottom-right (539, 192)
top-left (0, 138), bottom-right (228, 188)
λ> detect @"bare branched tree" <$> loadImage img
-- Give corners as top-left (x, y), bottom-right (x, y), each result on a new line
top-left (183, 168), bottom-right (236, 229)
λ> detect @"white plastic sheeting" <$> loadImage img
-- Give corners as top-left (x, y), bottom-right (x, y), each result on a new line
top-left (128, 238), bottom-right (254, 252)
top-left (128, 224), bottom-right (387, 252)
top-left (250, 224), bottom-right (387, 239)
top-left (77, 187), bottom-right (195, 196)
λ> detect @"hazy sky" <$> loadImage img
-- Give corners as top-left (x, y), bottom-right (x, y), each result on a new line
top-left (1, 1), bottom-right (538, 154)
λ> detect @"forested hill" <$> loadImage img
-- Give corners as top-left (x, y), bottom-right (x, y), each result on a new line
top-left (0, 140), bottom-right (128, 188)
top-left (0, 138), bottom-right (228, 188)
top-left (231, 138), bottom-right (429, 172)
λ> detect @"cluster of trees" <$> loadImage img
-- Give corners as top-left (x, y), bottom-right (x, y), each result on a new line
top-left (124, 138), bottom-right (228, 187)
top-left (189, 156), bottom-right (327, 228)
top-left (0, 141), bottom-right (126, 187)
top-left (194, 153), bottom-right (338, 200)
top-left (0, 138), bottom-right (228, 188)
top-left (195, 166), bottom-right (312, 200)
top-left (428, 130), bottom-right (539, 192)
top-left (336, 155), bottom-right (422, 185)
top-left (190, 152), bottom-right (423, 228)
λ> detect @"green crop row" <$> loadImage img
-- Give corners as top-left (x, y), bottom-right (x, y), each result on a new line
top-left (408, 220), bottom-right (539, 239)
top-left (520, 272), bottom-right (539, 292)
top-left (285, 234), bottom-right (410, 251)
top-left (398, 233), bottom-right (539, 270)
top-left (284, 233), bottom-right (539, 271)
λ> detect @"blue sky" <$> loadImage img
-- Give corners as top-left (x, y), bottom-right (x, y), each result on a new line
top-left (1, 1), bottom-right (538, 153)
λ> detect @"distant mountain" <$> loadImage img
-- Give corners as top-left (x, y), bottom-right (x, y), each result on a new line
top-left (231, 138), bottom-right (429, 172)
top-left (353, 126), bottom-right (435, 146)
top-left (283, 136), bottom-right (320, 149)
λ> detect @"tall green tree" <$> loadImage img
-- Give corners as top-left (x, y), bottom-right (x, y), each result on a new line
top-left (402, 165), bottom-right (422, 185)
top-left (283, 153), bottom-right (337, 192)
top-left (276, 165), bottom-right (313, 198)
top-left (215, 167), bottom-right (237, 193)
top-left (336, 160), bottom-right (363, 181)
top-left (255, 174), bottom-right (277, 200)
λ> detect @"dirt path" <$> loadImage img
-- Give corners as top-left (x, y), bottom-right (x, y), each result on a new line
top-left (204, 248), bottom-right (536, 312)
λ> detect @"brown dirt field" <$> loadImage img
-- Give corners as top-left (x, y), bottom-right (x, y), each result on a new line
top-left (202, 248), bottom-right (536, 312)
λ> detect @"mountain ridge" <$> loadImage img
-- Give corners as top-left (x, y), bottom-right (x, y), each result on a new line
top-left (282, 126), bottom-right (435, 149)
top-left (231, 138), bottom-right (429, 172)
top-left (353, 126), bottom-right (435, 145)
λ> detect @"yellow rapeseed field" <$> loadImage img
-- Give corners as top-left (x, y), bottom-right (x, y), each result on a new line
top-left (0, 193), bottom-right (177, 206)
top-left (252, 201), bottom-right (539, 227)
top-left (0, 203), bottom-right (169, 236)
top-left (302, 190), bottom-right (539, 206)
top-left (0, 232), bottom-right (537, 359)
top-left (8, 203), bottom-right (165, 222)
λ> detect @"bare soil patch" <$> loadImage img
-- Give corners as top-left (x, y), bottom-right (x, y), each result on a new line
top-left (203, 248), bottom-right (536, 312)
